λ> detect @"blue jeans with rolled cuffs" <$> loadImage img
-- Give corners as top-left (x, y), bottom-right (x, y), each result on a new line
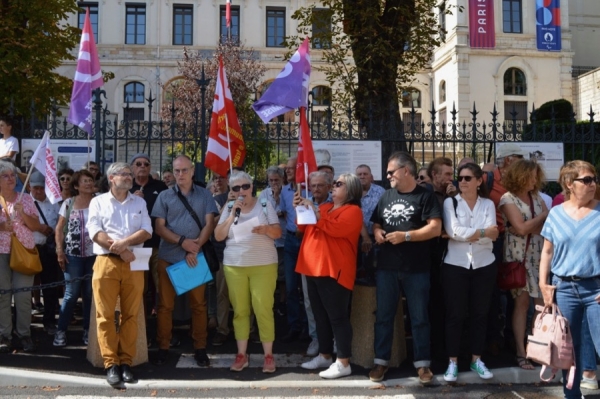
top-left (552, 275), bottom-right (600, 399)
top-left (374, 269), bottom-right (431, 368)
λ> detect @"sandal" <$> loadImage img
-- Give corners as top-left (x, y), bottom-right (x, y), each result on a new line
top-left (516, 356), bottom-right (535, 370)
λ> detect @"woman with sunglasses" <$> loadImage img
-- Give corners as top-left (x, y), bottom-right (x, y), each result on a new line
top-left (214, 171), bottom-right (281, 373)
top-left (417, 167), bottom-right (431, 186)
top-left (58, 168), bottom-right (74, 201)
top-left (440, 163), bottom-right (498, 382)
top-left (293, 174), bottom-right (363, 379)
top-left (539, 161), bottom-right (600, 399)
top-left (498, 159), bottom-right (549, 370)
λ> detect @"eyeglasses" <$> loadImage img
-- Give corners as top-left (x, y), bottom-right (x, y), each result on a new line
top-left (0, 173), bottom-right (16, 180)
top-left (231, 183), bottom-right (251, 192)
top-left (386, 166), bottom-right (405, 176)
top-left (135, 162), bottom-right (150, 167)
top-left (174, 168), bottom-right (190, 175)
top-left (457, 175), bottom-right (474, 182)
top-left (60, 176), bottom-right (71, 182)
top-left (573, 176), bottom-right (598, 186)
top-left (114, 172), bottom-right (133, 178)
top-left (418, 175), bottom-right (427, 181)
top-left (333, 181), bottom-right (345, 188)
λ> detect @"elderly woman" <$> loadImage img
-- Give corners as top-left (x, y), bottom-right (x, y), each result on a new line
top-left (58, 168), bottom-right (75, 201)
top-left (54, 170), bottom-right (97, 347)
top-left (0, 161), bottom-right (41, 353)
top-left (293, 173), bottom-right (363, 379)
top-left (539, 160), bottom-right (600, 399)
top-left (441, 163), bottom-right (499, 382)
top-left (214, 171), bottom-right (281, 373)
top-left (498, 159), bottom-right (549, 370)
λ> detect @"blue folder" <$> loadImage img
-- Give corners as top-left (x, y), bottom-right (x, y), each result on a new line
top-left (166, 253), bottom-right (214, 295)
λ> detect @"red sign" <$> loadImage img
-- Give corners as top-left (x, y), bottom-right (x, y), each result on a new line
top-left (469, 0), bottom-right (495, 48)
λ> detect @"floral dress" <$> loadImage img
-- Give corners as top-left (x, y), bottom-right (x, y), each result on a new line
top-left (499, 192), bottom-right (544, 299)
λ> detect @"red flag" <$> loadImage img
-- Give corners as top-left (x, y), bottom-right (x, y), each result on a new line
top-left (226, 0), bottom-right (231, 28)
top-left (295, 107), bottom-right (317, 184)
top-left (205, 56), bottom-right (245, 176)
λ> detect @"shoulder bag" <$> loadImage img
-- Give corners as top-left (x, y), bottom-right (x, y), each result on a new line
top-left (173, 187), bottom-right (220, 273)
top-left (0, 195), bottom-right (42, 275)
top-left (497, 193), bottom-right (535, 290)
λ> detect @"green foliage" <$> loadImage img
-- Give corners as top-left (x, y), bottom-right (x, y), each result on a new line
top-left (0, 0), bottom-right (80, 117)
top-left (533, 99), bottom-right (574, 122)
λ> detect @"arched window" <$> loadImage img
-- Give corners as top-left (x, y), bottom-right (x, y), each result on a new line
top-left (124, 82), bottom-right (145, 103)
top-left (311, 86), bottom-right (331, 106)
top-left (503, 68), bottom-right (526, 95)
top-left (439, 81), bottom-right (446, 103)
top-left (402, 88), bottom-right (421, 108)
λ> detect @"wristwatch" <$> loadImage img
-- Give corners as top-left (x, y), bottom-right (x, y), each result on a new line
top-left (405, 231), bottom-right (412, 242)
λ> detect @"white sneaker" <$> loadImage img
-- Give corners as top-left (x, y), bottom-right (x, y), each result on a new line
top-left (306, 339), bottom-right (319, 357)
top-left (53, 330), bottom-right (66, 347)
top-left (319, 360), bottom-right (351, 379)
top-left (470, 358), bottom-right (493, 379)
top-left (443, 360), bottom-right (458, 382)
top-left (581, 376), bottom-right (599, 390)
top-left (301, 354), bottom-right (333, 370)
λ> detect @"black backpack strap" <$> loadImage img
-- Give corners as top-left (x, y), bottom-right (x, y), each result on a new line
top-left (34, 201), bottom-right (49, 225)
top-left (486, 171), bottom-right (494, 192)
top-left (451, 196), bottom-right (458, 218)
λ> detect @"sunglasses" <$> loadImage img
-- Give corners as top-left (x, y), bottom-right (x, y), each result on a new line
top-left (386, 166), bottom-right (405, 176)
top-left (573, 176), bottom-right (598, 185)
top-left (418, 175), bottom-right (427, 181)
top-left (60, 176), bottom-right (71, 181)
top-left (135, 162), bottom-right (150, 167)
top-left (333, 181), bottom-right (345, 188)
top-left (457, 176), bottom-right (474, 182)
top-left (231, 183), bottom-right (251, 192)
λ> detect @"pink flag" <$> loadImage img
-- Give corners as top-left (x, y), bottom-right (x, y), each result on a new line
top-left (29, 132), bottom-right (62, 204)
top-left (226, 0), bottom-right (231, 28)
top-left (68, 8), bottom-right (103, 136)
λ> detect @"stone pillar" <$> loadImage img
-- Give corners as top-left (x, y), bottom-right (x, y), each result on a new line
top-left (350, 285), bottom-right (406, 368)
top-left (87, 296), bottom-right (148, 367)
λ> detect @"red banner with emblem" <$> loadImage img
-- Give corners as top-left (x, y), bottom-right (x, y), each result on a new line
top-left (469, 0), bottom-right (495, 48)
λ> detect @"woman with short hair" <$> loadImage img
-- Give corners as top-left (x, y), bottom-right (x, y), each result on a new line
top-left (294, 173), bottom-right (363, 379)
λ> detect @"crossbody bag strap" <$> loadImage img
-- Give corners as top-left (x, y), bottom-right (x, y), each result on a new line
top-left (34, 201), bottom-right (49, 225)
top-left (0, 195), bottom-right (12, 221)
top-left (522, 193), bottom-right (535, 261)
top-left (173, 186), bottom-right (203, 232)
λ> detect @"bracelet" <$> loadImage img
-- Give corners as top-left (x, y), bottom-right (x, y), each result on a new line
top-left (177, 235), bottom-right (186, 246)
top-left (480, 229), bottom-right (485, 238)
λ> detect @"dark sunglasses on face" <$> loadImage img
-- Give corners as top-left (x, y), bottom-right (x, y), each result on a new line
top-left (135, 162), bottom-right (150, 167)
top-left (418, 175), bottom-right (427, 180)
top-left (457, 176), bottom-right (474, 182)
top-left (573, 176), bottom-right (598, 185)
top-left (231, 183), bottom-right (251, 192)
top-left (333, 181), bottom-right (345, 188)
top-left (60, 176), bottom-right (70, 182)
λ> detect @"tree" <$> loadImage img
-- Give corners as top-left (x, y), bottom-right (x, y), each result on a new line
top-left (287, 0), bottom-right (454, 149)
top-left (0, 0), bottom-right (80, 118)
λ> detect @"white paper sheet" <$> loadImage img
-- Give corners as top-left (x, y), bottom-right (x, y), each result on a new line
top-left (296, 206), bottom-right (317, 225)
top-left (232, 216), bottom-right (260, 243)
top-left (130, 247), bottom-right (152, 271)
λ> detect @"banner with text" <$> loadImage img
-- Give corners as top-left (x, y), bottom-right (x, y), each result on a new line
top-left (536, 0), bottom-right (561, 51)
top-left (469, 0), bottom-right (495, 48)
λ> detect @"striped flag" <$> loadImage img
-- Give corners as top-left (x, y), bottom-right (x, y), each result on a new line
top-left (29, 132), bottom-right (62, 204)
top-left (68, 8), bottom-right (103, 136)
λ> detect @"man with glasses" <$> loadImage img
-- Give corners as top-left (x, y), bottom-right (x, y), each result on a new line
top-left (369, 151), bottom-right (442, 384)
top-left (129, 153), bottom-right (167, 318)
top-left (86, 162), bottom-right (152, 385)
top-left (151, 155), bottom-right (218, 367)
top-left (212, 172), bottom-right (228, 195)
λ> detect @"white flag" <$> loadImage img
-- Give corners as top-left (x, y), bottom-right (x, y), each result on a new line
top-left (29, 131), bottom-right (62, 204)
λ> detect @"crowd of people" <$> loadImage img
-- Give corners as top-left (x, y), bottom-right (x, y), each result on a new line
top-left (0, 116), bottom-right (598, 396)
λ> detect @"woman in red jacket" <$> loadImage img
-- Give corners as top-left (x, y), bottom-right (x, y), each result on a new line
top-left (294, 173), bottom-right (363, 379)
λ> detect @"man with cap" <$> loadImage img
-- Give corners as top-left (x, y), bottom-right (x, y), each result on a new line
top-left (129, 153), bottom-right (168, 315)
top-left (29, 170), bottom-right (62, 335)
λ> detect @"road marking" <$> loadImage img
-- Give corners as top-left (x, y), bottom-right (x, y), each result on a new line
top-left (176, 353), bottom-right (310, 368)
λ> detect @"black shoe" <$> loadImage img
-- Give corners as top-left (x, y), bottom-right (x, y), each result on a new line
top-left (106, 364), bottom-right (121, 385)
top-left (279, 330), bottom-right (300, 343)
top-left (155, 349), bottom-right (168, 365)
top-left (299, 330), bottom-right (311, 343)
top-left (194, 348), bottom-right (210, 367)
top-left (121, 364), bottom-right (135, 383)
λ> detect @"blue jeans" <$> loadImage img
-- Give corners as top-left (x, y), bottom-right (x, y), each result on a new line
top-left (374, 269), bottom-right (431, 368)
top-left (553, 275), bottom-right (600, 399)
top-left (284, 233), bottom-right (306, 332)
top-left (57, 255), bottom-right (95, 332)
top-left (581, 314), bottom-right (598, 372)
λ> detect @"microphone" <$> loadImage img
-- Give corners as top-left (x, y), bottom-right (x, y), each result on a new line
top-left (233, 196), bottom-right (245, 225)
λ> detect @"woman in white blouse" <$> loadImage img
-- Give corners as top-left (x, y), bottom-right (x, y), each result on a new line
top-left (441, 163), bottom-right (499, 383)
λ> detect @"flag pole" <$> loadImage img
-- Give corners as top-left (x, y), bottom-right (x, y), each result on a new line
top-left (220, 59), bottom-right (234, 173)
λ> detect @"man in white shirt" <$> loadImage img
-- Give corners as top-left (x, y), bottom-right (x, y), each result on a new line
top-left (29, 171), bottom-right (61, 336)
top-left (86, 162), bottom-right (152, 386)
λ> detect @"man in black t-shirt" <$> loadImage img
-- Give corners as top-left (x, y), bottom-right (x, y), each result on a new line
top-left (368, 151), bottom-right (442, 384)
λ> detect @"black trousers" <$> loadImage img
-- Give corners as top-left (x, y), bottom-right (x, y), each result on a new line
top-left (305, 276), bottom-right (352, 359)
top-left (37, 244), bottom-right (62, 326)
top-left (442, 262), bottom-right (497, 358)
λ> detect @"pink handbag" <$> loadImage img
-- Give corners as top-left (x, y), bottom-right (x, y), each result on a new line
top-left (526, 304), bottom-right (576, 389)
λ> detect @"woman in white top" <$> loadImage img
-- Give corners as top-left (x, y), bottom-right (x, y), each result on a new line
top-left (0, 117), bottom-right (19, 161)
top-left (214, 171), bottom-right (281, 374)
top-left (441, 163), bottom-right (499, 383)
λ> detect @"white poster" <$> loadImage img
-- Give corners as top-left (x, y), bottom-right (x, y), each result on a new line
top-left (22, 138), bottom-right (96, 173)
top-left (312, 141), bottom-right (383, 181)
top-left (495, 142), bottom-right (564, 181)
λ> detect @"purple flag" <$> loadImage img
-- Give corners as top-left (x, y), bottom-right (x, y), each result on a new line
top-left (68, 8), bottom-right (103, 136)
top-left (252, 38), bottom-right (311, 123)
